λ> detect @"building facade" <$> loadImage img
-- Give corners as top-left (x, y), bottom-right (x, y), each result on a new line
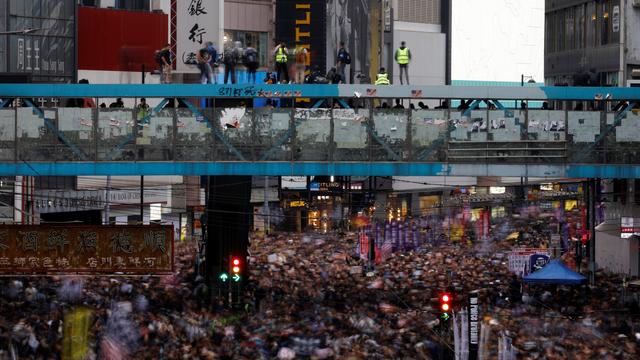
top-left (545, 0), bottom-right (640, 87)
top-left (0, 0), bottom-right (77, 83)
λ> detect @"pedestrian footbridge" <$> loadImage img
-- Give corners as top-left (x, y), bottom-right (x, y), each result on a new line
top-left (0, 84), bottom-right (639, 178)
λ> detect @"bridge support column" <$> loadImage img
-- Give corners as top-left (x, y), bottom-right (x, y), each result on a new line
top-left (205, 176), bottom-right (252, 307)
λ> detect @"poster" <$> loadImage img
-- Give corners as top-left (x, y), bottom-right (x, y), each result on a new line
top-left (176, 0), bottom-right (223, 71)
top-left (508, 248), bottom-right (550, 274)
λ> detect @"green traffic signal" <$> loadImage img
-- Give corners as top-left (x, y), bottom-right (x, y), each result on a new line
top-left (232, 274), bottom-right (241, 282)
top-left (440, 313), bottom-right (450, 321)
top-left (219, 273), bottom-right (229, 282)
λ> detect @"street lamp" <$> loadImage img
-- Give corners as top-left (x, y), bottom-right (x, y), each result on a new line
top-left (521, 75), bottom-right (536, 87)
top-left (517, 75), bottom-right (536, 108)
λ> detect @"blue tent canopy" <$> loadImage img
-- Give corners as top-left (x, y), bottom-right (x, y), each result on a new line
top-left (523, 259), bottom-right (586, 285)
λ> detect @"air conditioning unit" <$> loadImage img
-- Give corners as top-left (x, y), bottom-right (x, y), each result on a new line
top-left (627, 79), bottom-right (640, 88)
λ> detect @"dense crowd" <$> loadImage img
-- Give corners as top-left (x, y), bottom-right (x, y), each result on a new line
top-left (0, 228), bottom-right (639, 359)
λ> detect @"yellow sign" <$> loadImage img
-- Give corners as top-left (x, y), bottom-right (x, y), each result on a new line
top-left (290, 200), bottom-right (306, 208)
top-left (63, 308), bottom-right (92, 360)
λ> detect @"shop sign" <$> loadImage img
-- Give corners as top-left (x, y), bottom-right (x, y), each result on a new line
top-left (176, 0), bottom-right (223, 71)
top-left (612, 6), bottom-right (620, 33)
top-left (621, 217), bottom-right (640, 239)
top-left (289, 200), bottom-right (306, 208)
top-left (310, 181), bottom-right (342, 193)
top-left (0, 225), bottom-right (173, 274)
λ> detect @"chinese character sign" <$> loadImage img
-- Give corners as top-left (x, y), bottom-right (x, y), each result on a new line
top-left (0, 225), bottom-right (173, 274)
top-left (176, 0), bottom-right (223, 71)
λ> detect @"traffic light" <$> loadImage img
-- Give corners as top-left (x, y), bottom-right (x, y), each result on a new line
top-left (439, 293), bottom-right (452, 321)
top-left (231, 257), bottom-right (242, 282)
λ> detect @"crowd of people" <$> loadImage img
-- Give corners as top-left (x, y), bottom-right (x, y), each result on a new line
top-left (155, 39), bottom-right (413, 86)
top-left (1, 223), bottom-right (639, 359)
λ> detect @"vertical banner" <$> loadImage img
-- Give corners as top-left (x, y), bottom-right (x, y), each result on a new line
top-left (275, 0), bottom-right (327, 74)
top-left (63, 308), bottom-right (92, 360)
top-left (176, 0), bottom-right (223, 71)
top-left (468, 291), bottom-right (480, 360)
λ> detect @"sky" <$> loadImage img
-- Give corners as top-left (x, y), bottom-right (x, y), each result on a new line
top-left (451, 0), bottom-right (545, 84)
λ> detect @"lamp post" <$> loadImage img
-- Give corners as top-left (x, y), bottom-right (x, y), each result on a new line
top-left (519, 74), bottom-right (535, 202)
top-left (517, 75), bottom-right (536, 108)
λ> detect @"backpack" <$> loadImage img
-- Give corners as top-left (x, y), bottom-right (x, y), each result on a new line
top-left (245, 49), bottom-right (258, 64)
top-left (223, 49), bottom-right (237, 65)
top-left (155, 50), bottom-right (164, 65)
top-left (338, 49), bottom-right (351, 65)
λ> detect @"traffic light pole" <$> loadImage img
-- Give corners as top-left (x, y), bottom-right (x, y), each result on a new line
top-left (588, 178), bottom-right (597, 286)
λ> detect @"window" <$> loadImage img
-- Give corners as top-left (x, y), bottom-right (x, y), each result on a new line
top-left (600, 0), bottom-right (610, 45)
top-left (565, 8), bottom-right (575, 50)
top-left (576, 4), bottom-right (585, 49)
top-left (224, 30), bottom-right (268, 67)
top-left (115, 0), bottom-right (150, 10)
top-left (556, 10), bottom-right (565, 52)
top-left (397, 0), bottom-right (441, 25)
top-left (587, 2), bottom-right (596, 47)
top-left (546, 11), bottom-right (555, 53)
top-left (35, 176), bottom-right (76, 190)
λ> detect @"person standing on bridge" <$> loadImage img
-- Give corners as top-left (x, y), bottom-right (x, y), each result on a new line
top-left (293, 46), bottom-right (308, 84)
top-left (273, 42), bottom-right (290, 83)
top-left (336, 41), bottom-right (351, 83)
top-left (375, 68), bottom-right (390, 85)
top-left (395, 41), bottom-right (412, 85)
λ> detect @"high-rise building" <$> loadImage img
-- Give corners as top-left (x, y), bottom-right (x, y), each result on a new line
top-left (544, 0), bottom-right (640, 87)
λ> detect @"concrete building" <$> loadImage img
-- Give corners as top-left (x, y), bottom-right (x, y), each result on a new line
top-left (545, 0), bottom-right (640, 87)
top-left (391, 0), bottom-right (448, 86)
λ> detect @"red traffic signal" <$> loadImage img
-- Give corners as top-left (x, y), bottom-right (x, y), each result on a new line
top-left (231, 257), bottom-right (241, 273)
top-left (439, 293), bottom-right (452, 312)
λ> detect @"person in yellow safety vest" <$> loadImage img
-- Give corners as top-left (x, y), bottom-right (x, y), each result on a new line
top-left (273, 42), bottom-right (290, 83)
top-left (375, 68), bottom-right (390, 85)
top-left (395, 41), bottom-right (412, 85)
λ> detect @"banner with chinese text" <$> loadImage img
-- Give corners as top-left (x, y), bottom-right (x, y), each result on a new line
top-left (0, 225), bottom-right (173, 274)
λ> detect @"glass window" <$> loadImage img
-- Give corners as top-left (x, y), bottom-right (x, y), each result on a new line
top-left (546, 11), bottom-right (555, 53)
top-left (587, 2), bottom-right (596, 47)
top-left (224, 30), bottom-right (269, 68)
top-left (601, 0), bottom-right (610, 45)
top-left (576, 5), bottom-right (585, 49)
top-left (556, 10), bottom-right (565, 51)
top-left (566, 8), bottom-right (574, 50)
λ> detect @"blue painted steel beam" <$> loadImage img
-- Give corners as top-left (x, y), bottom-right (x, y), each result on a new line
top-left (1, 84), bottom-right (640, 101)
top-left (0, 99), bottom-right (11, 108)
top-left (23, 100), bottom-right (89, 161)
top-left (181, 99), bottom-right (246, 161)
top-left (106, 98), bottom-right (170, 160)
top-left (1, 162), bottom-right (640, 178)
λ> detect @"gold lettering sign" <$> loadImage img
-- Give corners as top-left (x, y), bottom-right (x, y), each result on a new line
top-left (0, 225), bottom-right (173, 274)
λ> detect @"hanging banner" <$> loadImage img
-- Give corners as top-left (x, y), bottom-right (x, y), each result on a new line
top-left (62, 308), bottom-right (93, 360)
top-left (175, 0), bottom-right (223, 71)
top-left (275, 0), bottom-right (327, 74)
top-left (0, 225), bottom-right (174, 274)
top-left (468, 291), bottom-right (480, 360)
